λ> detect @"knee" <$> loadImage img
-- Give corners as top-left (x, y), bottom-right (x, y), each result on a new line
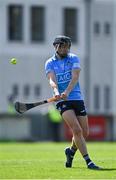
top-left (73, 126), bottom-right (83, 137)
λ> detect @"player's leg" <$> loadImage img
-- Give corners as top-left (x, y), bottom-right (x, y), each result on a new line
top-left (63, 110), bottom-right (88, 154)
top-left (77, 115), bottom-right (101, 169)
top-left (65, 116), bottom-right (89, 167)
top-left (68, 100), bottom-right (88, 155)
top-left (56, 101), bottom-right (75, 167)
top-left (71, 136), bottom-right (78, 151)
top-left (62, 110), bottom-right (89, 167)
top-left (63, 110), bottom-right (101, 169)
top-left (70, 117), bottom-right (89, 153)
top-left (77, 115), bottom-right (89, 139)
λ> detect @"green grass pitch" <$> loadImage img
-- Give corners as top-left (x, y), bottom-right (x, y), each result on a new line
top-left (0, 142), bottom-right (116, 179)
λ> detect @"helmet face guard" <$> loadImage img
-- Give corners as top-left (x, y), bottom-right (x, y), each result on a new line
top-left (53, 35), bottom-right (71, 47)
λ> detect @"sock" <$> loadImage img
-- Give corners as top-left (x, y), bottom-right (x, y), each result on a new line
top-left (83, 154), bottom-right (92, 165)
top-left (70, 146), bottom-right (77, 156)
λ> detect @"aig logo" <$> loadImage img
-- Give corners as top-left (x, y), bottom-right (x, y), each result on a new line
top-left (57, 71), bottom-right (71, 83)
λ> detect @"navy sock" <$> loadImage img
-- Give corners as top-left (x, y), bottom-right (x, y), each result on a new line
top-left (83, 154), bottom-right (91, 165)
top-left (70, 147), bottom-right (77, 155)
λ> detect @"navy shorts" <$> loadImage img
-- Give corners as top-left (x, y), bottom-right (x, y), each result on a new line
top-left (56, 100), bottom-right (87, 116)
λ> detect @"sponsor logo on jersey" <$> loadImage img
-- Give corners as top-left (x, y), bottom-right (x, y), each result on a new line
top-left (56, 71), bottom-right (71, 84)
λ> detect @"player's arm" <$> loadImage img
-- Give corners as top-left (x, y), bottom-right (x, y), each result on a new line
top-left (47, 72), bottom-right (61, 100)
top-left (61, 68), bottom-right (81, 99)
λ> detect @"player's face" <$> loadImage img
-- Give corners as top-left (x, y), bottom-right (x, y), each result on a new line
top-left (55, 43), bottom-right (70, 58)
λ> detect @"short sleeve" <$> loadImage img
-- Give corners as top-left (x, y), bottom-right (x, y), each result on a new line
top-left (45, 60), bottom-right (54, 75)
top-left (72, 56), bottom-right (81, 70)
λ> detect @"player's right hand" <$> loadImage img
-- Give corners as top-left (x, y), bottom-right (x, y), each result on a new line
top-left (54, 95), bottom-right (61, 101)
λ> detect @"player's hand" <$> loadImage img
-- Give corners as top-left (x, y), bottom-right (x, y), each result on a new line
top-left (61, 91), bottom-right (68, 100)
top-left (54, 95), bottom-right (61, 101)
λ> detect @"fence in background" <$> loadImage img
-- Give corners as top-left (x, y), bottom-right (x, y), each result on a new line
top-left (0, 114), bottom-right (115, 141)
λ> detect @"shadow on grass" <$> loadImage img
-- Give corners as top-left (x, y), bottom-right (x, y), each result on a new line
top-left (72, 167), bottom-right (116, 171)
top-left (98, 168), bottom-right (116, 171)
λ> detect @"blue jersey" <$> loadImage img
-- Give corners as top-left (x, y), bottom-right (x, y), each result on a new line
top-left (45, 53), bottom-right (84, 101)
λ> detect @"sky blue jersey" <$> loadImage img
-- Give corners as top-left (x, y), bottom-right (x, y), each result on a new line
top-left (45, 53), bottom-right (84, 101)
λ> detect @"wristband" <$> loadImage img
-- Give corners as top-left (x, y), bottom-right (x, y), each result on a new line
top-left (54, 88), bottom-right (59, 95)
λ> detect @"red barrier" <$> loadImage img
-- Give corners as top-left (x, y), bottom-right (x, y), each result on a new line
top-left (88, 116), bottom-right (106, 140)
top-left (64, 116), bottom-right (106, 141)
